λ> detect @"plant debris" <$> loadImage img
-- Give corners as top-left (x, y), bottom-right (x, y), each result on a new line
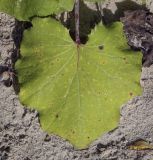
top-left (121, 10), bottom-right (153, 67)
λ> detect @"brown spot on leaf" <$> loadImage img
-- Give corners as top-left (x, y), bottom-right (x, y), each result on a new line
top-left (98, 45), bottom-right (104, 50)
top-left (56, 58), bottom-right (60, 62)
top-left (98, 91), bottom-right (101, 95)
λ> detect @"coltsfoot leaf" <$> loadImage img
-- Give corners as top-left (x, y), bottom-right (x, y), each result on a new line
top-left (0, 0), bottom-right (74, 20)
top-left (16, 18), bottom-right (142, 148)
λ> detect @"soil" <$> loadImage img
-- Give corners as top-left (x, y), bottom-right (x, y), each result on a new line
top-left (1, 1), bottom-right (153, 160)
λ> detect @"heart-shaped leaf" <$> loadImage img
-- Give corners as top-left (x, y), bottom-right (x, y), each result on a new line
top-left (16, 18), bottom-right (142, 148)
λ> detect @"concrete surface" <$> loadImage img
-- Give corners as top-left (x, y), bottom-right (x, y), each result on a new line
top-left (1, 0), bottom-right (153, 159)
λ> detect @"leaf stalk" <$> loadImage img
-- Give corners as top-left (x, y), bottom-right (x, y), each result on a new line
top-left (75, 0), bottom-right (80, 45)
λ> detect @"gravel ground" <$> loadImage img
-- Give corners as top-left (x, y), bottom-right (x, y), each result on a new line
top-left (1, 1), bottom-right (153, 159)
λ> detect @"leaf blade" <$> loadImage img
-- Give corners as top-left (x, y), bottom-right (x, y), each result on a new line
top-left (16, 18), bottom-right (142, 148)
top-left (0, 0), bottom-right (74, 20)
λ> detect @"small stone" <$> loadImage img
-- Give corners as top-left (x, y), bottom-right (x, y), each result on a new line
top-left (3, 32), bottom-right (10, 39)
top-left (44, 134), bottom-right (51, 142)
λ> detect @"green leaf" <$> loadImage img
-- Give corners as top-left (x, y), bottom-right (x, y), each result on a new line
top-left (85, 0), bottom-right (104, 2)
top-left (16, 18), bottom-right (142, 148)
top-left (0, 0), bottom-right (74, 20)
